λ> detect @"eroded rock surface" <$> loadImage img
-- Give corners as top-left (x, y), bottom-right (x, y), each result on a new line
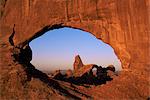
top-left (66, 69), bottom-right (73, 78)
top-left (0, 0), bottom-right (150, 99)
top-left (73, 55), bottom-right (84, 72)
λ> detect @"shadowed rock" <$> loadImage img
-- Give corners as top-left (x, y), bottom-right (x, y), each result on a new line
top-left (107, 65), bottom-right (116, 72)
top-left (52, 70), bottom-right (64, 80)
top-left (66, 69), bottom-right (73, 78)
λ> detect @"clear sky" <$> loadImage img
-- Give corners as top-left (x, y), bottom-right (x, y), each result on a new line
top-left (30, 28), bottom-right (121, 71)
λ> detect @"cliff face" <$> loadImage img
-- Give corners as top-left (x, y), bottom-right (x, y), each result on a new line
top-left (0, 0), bottom-right (150, 99)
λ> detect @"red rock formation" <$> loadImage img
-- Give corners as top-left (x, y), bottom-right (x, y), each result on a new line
top-left (0, 0), bottom-right (149, 99)
top-left (107, 65), bottom-right (115, 72)
top-left (74, 64), bottom-right (96, 77)
top-left (66, 69), bottom-right (73, 78)
top-left (107, 70), bottom-right (116, 78)
top-left (73, 55), bottom-right (84, 72)
top-left (52, 70), bottom-right (63, 80)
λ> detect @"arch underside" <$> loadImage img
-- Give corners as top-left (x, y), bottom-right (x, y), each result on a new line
top-left (24, 22), bottom-right (130, 70)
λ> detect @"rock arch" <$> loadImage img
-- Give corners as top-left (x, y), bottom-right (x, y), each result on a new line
top-left (16, 24), bottom-right (129, 69)
top-left (0, 0), bottom-right (149, 99)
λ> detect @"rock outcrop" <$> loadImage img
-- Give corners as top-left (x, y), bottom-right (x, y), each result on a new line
top-left (66, 69), bottom-right (73, 78)
top-left (52, 70), bottom-right (62, 79)
top-left (106, 65), bottom-right (115, 72)
top-left (73, 55), bottom-right (84, 72)
top-left (0, 0), bottom-right (149, 99)
top-left (74, 64), bottom-right (97, 77)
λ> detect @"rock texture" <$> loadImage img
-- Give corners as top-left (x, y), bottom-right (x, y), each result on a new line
top-left (66, 69), bottom-right (73, 78)
top-left (0, 0), bottom-right (150, 99)
top-left (107, 65), bottom-right (115, 72)
top-left (73, 55), bottom-right (84, 72)
top-left (74, 64), bottom-right (96, 77)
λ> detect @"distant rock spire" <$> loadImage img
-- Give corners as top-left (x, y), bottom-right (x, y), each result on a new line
top-left (73, 55), bottom-right (84, 72)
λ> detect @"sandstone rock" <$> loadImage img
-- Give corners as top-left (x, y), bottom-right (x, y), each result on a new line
top-left (107, 70), bottom-right (116, 78)
top-left (106, 65), bottom-right (115, 72)
top-left (74, 64), bottom-right (97, 77)
top-left (66, 69), bottom-right (73, 78)
top-left (73, 55), bottom-right (84, 72)
top-left (52, 70), bottom-right (63, 80)
top-left (0, 0), bottom-right (149, 99)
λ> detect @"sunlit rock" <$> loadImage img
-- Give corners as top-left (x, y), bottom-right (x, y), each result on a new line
top-left (0, 0), bottom-right (149, 99)
top-left (73, 55), bottom-right (84, 72)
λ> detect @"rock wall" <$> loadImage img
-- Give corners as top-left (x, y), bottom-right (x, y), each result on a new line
top-left (0, 0), bottom-right (150, 99)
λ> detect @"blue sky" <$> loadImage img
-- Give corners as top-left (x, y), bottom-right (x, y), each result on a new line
top-left (30, 28), bottom-right (121, 71)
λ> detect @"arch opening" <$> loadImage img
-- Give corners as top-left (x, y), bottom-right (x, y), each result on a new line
top-left (29, 27), bottom-right (121, 73)
top-left (27, 27), bottom-right (122, 86)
